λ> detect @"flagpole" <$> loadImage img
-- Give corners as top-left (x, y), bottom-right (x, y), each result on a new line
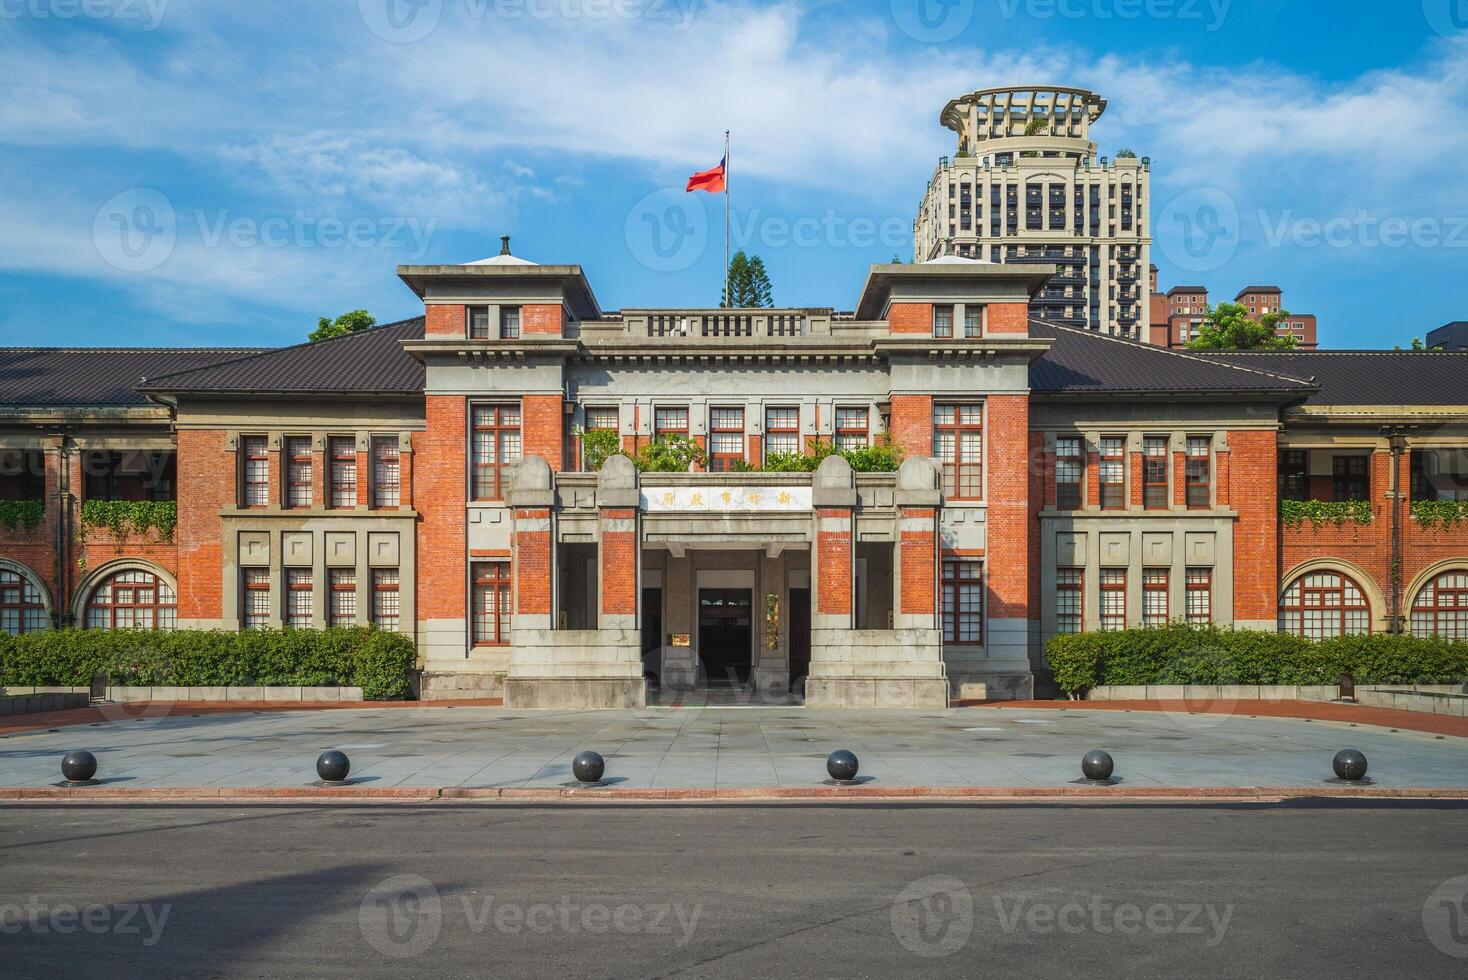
top-left (724, 129), bottom-right (730, 307)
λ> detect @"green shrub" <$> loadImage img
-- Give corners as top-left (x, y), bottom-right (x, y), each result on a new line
top-left (0, 627), bottom-right (414, 700)
top-left (1411, 498), bottom-right (1468, 530)
top-left (635, 435), bottom-right (706, 472)
top-left (0, 500), bottom-right (44, 533)
top-left (1279, 499), bottom-right (1372, 528)
top-left (1047, 624), bottom-right (1468, 695)
top-left (80, 499), bottom-right (179, 543)
top-left (575, 427), bottom-right (622, 472)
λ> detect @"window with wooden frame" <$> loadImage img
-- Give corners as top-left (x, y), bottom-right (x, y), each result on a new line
top-left (1331, 455), bottom-right (1369, 502)
top-left (963, 306), bottom-right (983, 338)
top-left (654, 406), bottom-right (688, 442)
top-left (468, 305), bottom-right (491, 339)
top-left (708, 407), bottom-right (746, 471)
top-left (934, 404), bottom-right (983, 500)
top-left (1055, 567), bottom-right (1083, 634)
top-left (764, 406), bottom-right (800, 458)
top-left (1278, 571), bottom-right (1370, 639)
top-left (500, 306), bottom-right (522, 340)
top-left (1410, 570), bottom-right (1468, 641)
top-left (241, 569), bottom-right (270, 629)
top-left (1054, 436), bottom-right (1083, 510)
top-left (328, 569), bottom-right (356, 627)
top-left (580, 407), bottom-right (619, 470)
top-left (241, 436), bottom-right (270, 508)
top-left (329, 437), bottom-right (357, 509)
top-left (472, 404), bottom-right (522, 500)
top-left (1185, 568), bottom-right (1212, 625)
top-left (1099, 436), bottom-right (1125, 510)
top-left (941, 558), bottom-right (983, 644)
top-left (0, 569), bottom-right (47, 635)
top-left (834, 407), bottom-right (869, 452)
top-left (372, 436), bottom-right (400, 508)
top-left (1142, 568), bottom-right (1169, 626)
top-left (932, 305), bottom-right (954, 338)
top-left (284, 437), bottom-right (313, 508)
top-left (285, 568), bottom-right (313, 629)
top-left (1143, 436), bottom-right (1169, 510)
top-left (1279, 449), bottom-right (1308, 502)
top-left (1186, 436), bottom-right (1212, 508)
top-left (1099, 568), bottom-right (1127, 631)
top-left (472, 562), bottom-right (512, 646)
top-left (371, 569), bottom-right (400, 631)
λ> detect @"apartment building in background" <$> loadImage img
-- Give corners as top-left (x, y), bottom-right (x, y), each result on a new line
top-left (913, 85), bottom-right (1151, 339)
top-left (1427, 321), bottom-right (1468, 350)
top-left (1148, 276), bottom-right (1320, 349)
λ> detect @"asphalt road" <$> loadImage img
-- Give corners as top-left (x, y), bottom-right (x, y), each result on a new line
top-left (2, 801), bottom-right (1467, 978)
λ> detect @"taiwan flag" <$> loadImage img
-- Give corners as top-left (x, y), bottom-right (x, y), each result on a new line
top-left (686, 156), bottom-right (727, 194)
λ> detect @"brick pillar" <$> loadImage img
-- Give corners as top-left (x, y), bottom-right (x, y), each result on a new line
top-left (1128, 447), bottom-right (1143, 508)
top-left (355, 436), bottom-right (370, 508)
top-left (398, 437), bottom-right (414, 511)
top-left (1228, 430), bottom-right (1279, 628)
top-left (985, 394), bottom-right (1031, 661)
top-left (1173, 449), bottom-right (1187, 507)
top-left (175, 429), bottom-right (232, 626)
top-left (812, 457), bottom-right (856, 628)
top-left (596, 455), bottom-right (641, 631)
top-left (310, 435), bottom-right (327, 508)
top-left (268, 437), bottom-right (282, 508)
top-left (896, 507), bottom-right (938, 628)
top-left (887, 394), bottom-right (933, 456)
top-left (416, 397), bottom-right (468, 656)
top-left (1086, 449), bottom-right (1101, 508)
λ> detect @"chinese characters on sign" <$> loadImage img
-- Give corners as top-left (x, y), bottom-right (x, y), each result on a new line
top-left (640, 486), bottom-right (814, 513)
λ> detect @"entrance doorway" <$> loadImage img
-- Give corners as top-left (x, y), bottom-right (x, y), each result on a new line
top-left (787, 587), bottom-right (811, 696)
top-left (697, 588), bottom-right (753, 686)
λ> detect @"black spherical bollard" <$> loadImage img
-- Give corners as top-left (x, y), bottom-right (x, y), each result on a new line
top-left (826, 749), bottom-right (859, 782)
top-left (572, 751), bottom-right (606, 784)
top-left (61, 751), bottom-right (98, 784)
top-left (1081, 750), bottom-right (1114, 782)
top-left (1332, 749), bottom-right (1368, 781)
top-left (316, 750), bottom-right (351, 784)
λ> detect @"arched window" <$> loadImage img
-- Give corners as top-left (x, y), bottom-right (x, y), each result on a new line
top-left (85, 569), bottom-right (176, 630)
top-left (0, 568), bottom-right (48, 634)
top-left (1278, 571), bottom-right (1371, 639)
top-left (1410, 571), bottom-right (1468, 641)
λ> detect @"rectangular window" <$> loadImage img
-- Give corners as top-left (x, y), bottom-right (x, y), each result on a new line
top-left (1099, 436), bottom-right (1125, 510)
top-left (468, 305), bottom-right (490, 339)
top-left (241, 436), bottom-right (270, 508)
top-left (1099, 568), bottom-right (1127, 632)
top-left (941, 559), bottom-right (983, 644)
top-left (372, 437), bottom-right (400, 508)
top-left (1186, 568), bottom-right (1212, 625)
top-left (1143, 436), bottom-right (1169, 510)
top-left (933, 305), bottom-right (954, 338)
top-left (934, 404), bottom-right (983, 500)
top-left (1186, 436), bottom-right (1212, 509)
top-left (285, 436), bottom-right (313, 508)
top-left (963, 306), bottom-right (983, 338)
top-left (371, 569), bottom-right (400, 631)
top-left (285, 568), bottom-right (313, 629)
top-left (764, 406), bottom-right (800, 458)
top-left (834, 407), bottom-right (869, 451)
top-left (654, 406), bottom-right (688, 442)
top-left (1055, 437), bottom-right (1083, 510)
top-left (242, 569), bottom-right (270, 629)
top-left (500, 306), bottom-right (521, 340)
top-left (1332, 455), bottom-right (1369, 502)
top-left (328, 569), bottom-right (357, 627)
top-left (709, 407), bottom-right (745, 471)
top-left (329, 437), bottom-right (357, 508)
top-left (472, 404), bottom-right (522, 500)
top-left (1055, 567), bottom-right (1083, 634)
top-left (1142, 568), bottom-right (1169, 626)
top-left (1279, 449), bottom-right (1308, 502)
top-left (472, 562), bottom-right (512, 646)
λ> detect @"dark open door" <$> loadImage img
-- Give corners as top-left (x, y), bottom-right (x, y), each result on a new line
top-left (697, 588), bottom-right (752, 686)
top-left (788, 587), bottom-right (811, 695)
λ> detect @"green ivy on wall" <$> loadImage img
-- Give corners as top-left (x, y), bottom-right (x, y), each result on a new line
top-left (0, 500), bottom-right (44, 534)
top-left (80, 499), bottom-right (178, 548)
top-left (1411, 498), bottom-right (1468, 531)
top-left (1279, 499), bottom-right (1373, 528)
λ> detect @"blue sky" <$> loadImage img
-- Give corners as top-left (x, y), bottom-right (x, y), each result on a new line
top-left (2, 0), bottom-right (1466, 349)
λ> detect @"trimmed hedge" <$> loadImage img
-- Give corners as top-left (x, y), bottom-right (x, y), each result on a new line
top-left (1048, 625), bottom-right (1468, 695)
top-left (0, 627), bottom-right (415, 701)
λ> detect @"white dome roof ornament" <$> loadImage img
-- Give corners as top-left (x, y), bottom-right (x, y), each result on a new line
top-left (465, 234), bottom-right (539, 266)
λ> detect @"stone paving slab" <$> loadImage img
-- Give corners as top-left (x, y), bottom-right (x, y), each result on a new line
top-left (0, 703), bottom-right (1466, 794)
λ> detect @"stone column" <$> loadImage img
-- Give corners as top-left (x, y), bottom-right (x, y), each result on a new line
top-left (811, 455), bottom-right (855, 629)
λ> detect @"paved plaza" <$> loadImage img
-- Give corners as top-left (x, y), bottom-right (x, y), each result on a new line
top-left (1, 704), bottom-right (1466, 791)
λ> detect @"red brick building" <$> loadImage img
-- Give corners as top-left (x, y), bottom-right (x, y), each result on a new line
top-left (2, 252), bottom-right (1465, 707)
top-left (1148, 275), bottom-right (1319, 349)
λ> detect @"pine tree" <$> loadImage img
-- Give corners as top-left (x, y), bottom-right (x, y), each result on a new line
top-left (721, 251), bottom-right (774, 308)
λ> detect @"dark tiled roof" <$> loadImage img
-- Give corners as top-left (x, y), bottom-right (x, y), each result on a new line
top-left (0, 348), bottom-right (261, 407)
top-left (1028, 320), bottom-right (1316, 396)
top-left (1165, 285), bottom-right (1207, 296)
top-left (1199, 350), bottom-right (1468, 406)
top-left (1235, 285), bottom-right (1281, 297)
top-left (139, 317), bottom-right (426, 394)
